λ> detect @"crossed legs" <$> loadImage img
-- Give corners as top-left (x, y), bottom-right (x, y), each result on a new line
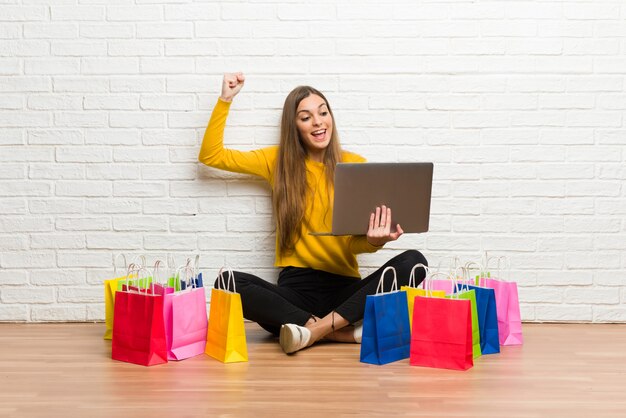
top-left (279, 250), bottom-right (428, 353)
top-left (221, 250), bottom-right (428, 354)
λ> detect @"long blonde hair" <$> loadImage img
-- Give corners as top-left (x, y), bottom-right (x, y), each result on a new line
top-left (273, 86), bottom-right (342, 254)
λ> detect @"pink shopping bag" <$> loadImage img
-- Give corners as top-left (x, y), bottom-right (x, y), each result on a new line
top-left (481, 278), bottom-right (523, 345)
top-left (158, 264), bottom-right (208, 360)
top-left (170, 287), bottom-right (208, 359)
top-left (427, 268), bottom-right (472, 295)
top-left (480, 256), bottom-right (522, 346)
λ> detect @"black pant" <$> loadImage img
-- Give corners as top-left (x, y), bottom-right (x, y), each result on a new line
top-left (215, 250), bottom-right (427, 336)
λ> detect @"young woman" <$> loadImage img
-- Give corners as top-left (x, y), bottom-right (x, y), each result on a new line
top-left (199, 73), bottom-right (427, 354)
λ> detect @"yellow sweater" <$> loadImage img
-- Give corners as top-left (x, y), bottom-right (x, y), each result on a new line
top-left (199, 99), bottom-right (380, 278)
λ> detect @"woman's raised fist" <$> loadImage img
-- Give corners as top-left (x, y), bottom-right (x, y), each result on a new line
top-left (220, 72), bottom-right (245, 102)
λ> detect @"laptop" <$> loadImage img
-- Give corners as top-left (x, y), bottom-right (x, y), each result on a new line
top-left (310, 162), bottom-right (433, 236)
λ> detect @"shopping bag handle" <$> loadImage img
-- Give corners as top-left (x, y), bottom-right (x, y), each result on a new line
top-left (167, 253), bottom-right (176, 269)
top-left (419, 270), bottom-right (445, 297)
top-left (130, 254), bottom-right (146, 268)
top-left (483, 253), bottom-right (511, 282)
top-left (152, 259), bottom-right (165, 286)
top-left (174, 265), bottom-right (194, 291)
top-left (123, 262), bottom-right (138, 287)
top-left (464, 261), bottom-right (485, 286)
top-left (448, 270), bottom-right (463, 299)
top-left (453, 266), bottom-right (470, 293)
top-left (408, 263), bottom-right (429, 288)
top-left (434, 256), bottom-right (461, 274)
top-left (375, 266), bottom-right (398, 295)
top-left (193, 254), bottom-right (200, 281)
top-left (426, 271), bottom-right (461, 298)
top-left (113, 253), bottom-right (127, 278)
top-left (184, 254), bottom-right (201, 286)
top-left (124, 265), bottom-right (152, 294)
top-left (217, 267), bottom-right (236, 293)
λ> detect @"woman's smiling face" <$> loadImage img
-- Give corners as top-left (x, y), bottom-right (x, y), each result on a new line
top-left (295, 94), bottom-right (334, 162)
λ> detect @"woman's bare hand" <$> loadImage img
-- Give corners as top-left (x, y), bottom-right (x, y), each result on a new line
top-left (366, 205), bottom-right (404, 247)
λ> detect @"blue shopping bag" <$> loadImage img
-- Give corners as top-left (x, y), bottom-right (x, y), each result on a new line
top-left (460, 261), bottom-right (500, 354)
top-left (360, 267), bottom-right (411, 365)
top-left (179, 272), bottom-right (203, 290)
top-left (464, 284), bottom-right (500, 354)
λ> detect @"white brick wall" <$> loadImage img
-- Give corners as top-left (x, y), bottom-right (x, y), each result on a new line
top-left (1, 0), bottom-right (625, 323)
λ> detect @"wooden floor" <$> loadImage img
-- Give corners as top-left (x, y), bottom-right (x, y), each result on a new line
top-left (0, 323), bottom-right (625, 418)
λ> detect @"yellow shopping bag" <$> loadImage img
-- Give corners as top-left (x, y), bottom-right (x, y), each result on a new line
top-left (104, 254), bottom-right (131, 340)
top-left (205, 268), bottom-right (248, 363)
top-left (401, 264), bottom-right (445, 332)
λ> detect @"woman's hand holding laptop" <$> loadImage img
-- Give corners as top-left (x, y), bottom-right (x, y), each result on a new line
top-left (366, 205), bottom-right (404, 247)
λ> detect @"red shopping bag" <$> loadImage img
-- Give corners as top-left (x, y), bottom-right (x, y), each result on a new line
top-left (112, 268), bottom-right (167, 366)
top-left (410, 294), bottom-right (473, 371)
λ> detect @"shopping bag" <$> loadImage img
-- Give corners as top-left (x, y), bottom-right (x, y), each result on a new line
top-left (178, 272), bottom-right (204, 290)
top-left (427, 257), bottom-right (465, 295)
top-left (410, 294), bottom-right (473, 371)
top-left (117, 268), bottom-right (151, 291)
top-left (174, 256), bottom-right (204, 290)
top-left (400, 264), bottom-right (445, 332)
top-left (115, 255), bottom-right (150, 291)
top-left (481, 256), bottom-right (523, 346)
top-left (428, 277), bottom-right (455, 295)
top-left (481, 277), bottom-right (523, 345)
top-left (164, 264), bottom-right (208, 360)
top-left (360, 267), bottom-right (411, 365)
top-left (191, 255), bottom-right (203, 288)
top-left (166, 254), bottom-right (183, 291)
top-left (111, 267), bottom-right (167, 366)
top-left (152, 261), bottom-right (177, 361)
top-left (465, 284), bottom-right (500, 354)
top-left (428, 264), bottom-right (479, 294)
top-left (451, 285), bottom-right (482, 359)
top-left (155, 283), bottom-right (175, 358)
top-left (205, 268), bottom-right (248, 363)
top-left (104, 254), bottom-right (133, 340)
top-left (170, 287), bottom-right (207, 359)
top-left (459, 260), bottom-right (499, 354)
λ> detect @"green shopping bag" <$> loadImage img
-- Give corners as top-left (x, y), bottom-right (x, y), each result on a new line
top-left (450, 286), bottom-right (482, 359)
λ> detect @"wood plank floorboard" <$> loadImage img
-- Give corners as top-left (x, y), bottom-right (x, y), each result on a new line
top-left (0, 323), bottom-right (624, 418)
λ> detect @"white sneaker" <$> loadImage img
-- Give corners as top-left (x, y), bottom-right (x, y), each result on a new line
top-left (353, 320), bottom-right (363, 344)
top-left (279, 323), bottom-right (312, 354)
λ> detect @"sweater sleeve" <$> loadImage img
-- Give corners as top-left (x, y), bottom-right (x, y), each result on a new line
top-left (348, 235), bottom-right (382, 254)
top-left (198, 98), bottom-right (274, 181)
